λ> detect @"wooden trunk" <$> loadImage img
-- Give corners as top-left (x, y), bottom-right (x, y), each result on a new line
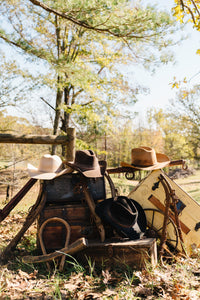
top-left (128, 169), bottom-right (200, 255)
top-left (37, 203), bottom-right (113, 252)
top-left (44, 173), bottom-right (106, 204)
top-left (37, 173), bottom-right (108, 252)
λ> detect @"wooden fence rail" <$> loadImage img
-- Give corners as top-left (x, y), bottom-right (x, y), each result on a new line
top-left (0, 127), bottom-right (76, 161)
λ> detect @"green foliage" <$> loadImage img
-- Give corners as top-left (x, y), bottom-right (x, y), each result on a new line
top-left (0, 54), bottom-right (35, 108)
top-left (0, 111), bottom-right (52, 165)
top-left (147, 108), bottom-right (194, 160)
top-left (172, 1), bottom-right (200, 55)
top-left (87, 119), bottom-right (165, 167)
top-left (0, 0), bottom-right (179, 137)
top-left (38, 0), bottom-right (176, 43)
top-left (169, 84), bottom-right (200, 159)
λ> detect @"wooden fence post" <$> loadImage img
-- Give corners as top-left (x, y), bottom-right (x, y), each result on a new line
top-left (66, 127), bottom-right (76, 162)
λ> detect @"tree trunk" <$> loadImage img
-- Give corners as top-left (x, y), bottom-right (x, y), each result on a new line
top-left (60, 87), bottom-right (71, 156)
top-left (52, 16), bottom-right (63, 154)
top-left (52, 84), bottom-right (63, 154)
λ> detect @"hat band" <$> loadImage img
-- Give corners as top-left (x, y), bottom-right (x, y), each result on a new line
top-left (76, 165), bottom-right (99, 171)
top-left (131, 163), bottom-right (157, 168)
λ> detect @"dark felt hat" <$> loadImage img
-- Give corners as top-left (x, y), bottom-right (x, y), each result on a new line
top-left (65, 150), bottom-right (106, 178)
top-left (95, 196), bottom-right (147, 240)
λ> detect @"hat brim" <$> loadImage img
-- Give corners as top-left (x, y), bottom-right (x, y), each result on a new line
top-left (130, 199), bottom-right (147, 233)
top-left (120, 161), bottom-right (170, 170)
top-left (65, 161), bottom-right (106, 178)
top-left (27, 163), bottom-right (73, 180)
top-left (120, 153), bottom-right (170, 170)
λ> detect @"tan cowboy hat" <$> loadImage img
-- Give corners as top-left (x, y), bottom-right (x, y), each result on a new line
top-left (65, 150), bottom-right (106, 178)
top-left (27, 154), bottom-right (73, 180)
top-left (120, 146), bottom-right (170, 170)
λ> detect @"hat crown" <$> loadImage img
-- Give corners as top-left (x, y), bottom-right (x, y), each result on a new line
top-left (120, 146), bottom-right (170, 170)
top-left (74, 150), bottom-right (99, 170)
top-left (38, 154), bottom-right (62, 173)
top-left (95, 197), bottom-right (147, 240)
top-left (131, 147), bottom-right (157, 167)
top-left (65, 149), bottom-right (106, 177)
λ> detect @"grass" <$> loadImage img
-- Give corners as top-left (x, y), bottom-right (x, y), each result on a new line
top-left (175, 170), bottom-right (200, 202)
top-left (109, 174), bottom-right (137, 195)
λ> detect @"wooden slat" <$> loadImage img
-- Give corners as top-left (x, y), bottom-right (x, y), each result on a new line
top-left (148, 195), bottom-right (190, 235)
top-left (0, 134), bottom-right (69, 145)
top-left (77, 238), bottom-right (157, 268)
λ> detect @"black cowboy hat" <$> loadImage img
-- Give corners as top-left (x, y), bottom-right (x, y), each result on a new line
top-left (95, 196), bottom-right (147, 240)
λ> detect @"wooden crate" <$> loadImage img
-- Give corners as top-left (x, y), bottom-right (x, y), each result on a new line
top-left (128, 169), bottom-right (200, 255)
top-left (76, 238), bottom-right (157, 269)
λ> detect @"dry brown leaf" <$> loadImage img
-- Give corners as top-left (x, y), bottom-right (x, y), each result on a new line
top-left (102, 269), bottom-right (112, 284)
top-left (28, 269), bottom-right (38, 279)
top-left (18, 269), bottom-right (31, 279)
top-left (63, 282), bottom-right (78, 291)
top-left (84, 292), bottom-right (103, 299)
top-left (102, 288), bottom-right (117, 297)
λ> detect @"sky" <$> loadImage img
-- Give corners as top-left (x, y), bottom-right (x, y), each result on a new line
top-left (132, 0), bottom-right (200, 125)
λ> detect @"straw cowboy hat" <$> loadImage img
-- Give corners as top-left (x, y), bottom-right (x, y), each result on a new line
top-left (121, 146), bottom-right (170, 170)
top-left (65, 150), bottom-right (106, 178)
top-left (95, 196), bottom-right (147, 240)
top-left (27, 154), bottom-right (73, 180)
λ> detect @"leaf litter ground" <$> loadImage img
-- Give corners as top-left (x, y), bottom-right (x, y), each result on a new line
top-left (1, 215), bottom-right (200, 299)
top-left (1, 169), bottom-right (200, 299)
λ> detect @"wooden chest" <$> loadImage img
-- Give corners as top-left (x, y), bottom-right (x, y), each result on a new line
top-left (37, 203), bottom-right (113, 252)
top-left (37, 173), bottom-right (109, 252)
top-left (44, 173), bottom-right (106, 204)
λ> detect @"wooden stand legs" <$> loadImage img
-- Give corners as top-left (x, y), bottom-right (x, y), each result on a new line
top-left (0, 183), bottom-right (46, 261)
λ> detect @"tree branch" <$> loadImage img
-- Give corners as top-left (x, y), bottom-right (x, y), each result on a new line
top-left (28, 0), bottom-right (146, 39)
top-left (182, 4), bottom-right (196, 23)
top-left (40, 97), bottom-right (56, 111)
top-left (179, 0), bottom-right (200, 24)
top-left (0, 32), bottom-right (52, 61)
top-left (191, 0), bottom-right (200, 18)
